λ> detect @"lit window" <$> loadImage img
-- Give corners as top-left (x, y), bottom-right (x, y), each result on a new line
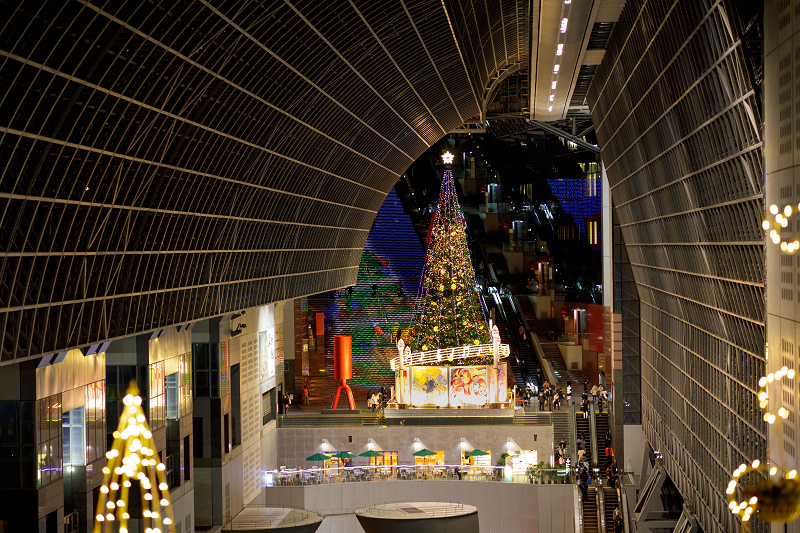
top-left (560, 18), bottom-right (568, 33)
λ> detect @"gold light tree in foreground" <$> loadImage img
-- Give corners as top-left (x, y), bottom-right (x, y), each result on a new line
top-left (726, 366), bottom-right (800, 530)
top-left (94, 382), bottom-right (174, 533)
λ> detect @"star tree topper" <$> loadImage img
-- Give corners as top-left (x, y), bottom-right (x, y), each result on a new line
top-left (442, 151), bottom-right (454, 164)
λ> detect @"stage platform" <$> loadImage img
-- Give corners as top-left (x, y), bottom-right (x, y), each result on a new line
top-left (384, 407), bottom-right (513, 418)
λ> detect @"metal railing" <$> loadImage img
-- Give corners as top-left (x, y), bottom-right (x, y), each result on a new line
top-left (266, 464), bottom-right (573, 486)
top-left (388, 343), bottom-right (510, 370)
top-left (217, 504), bottom-right (322, 530)
top-left (276, 411), bottom-right (552, 428)
top-left (355, 499), bottom-right (469, 518)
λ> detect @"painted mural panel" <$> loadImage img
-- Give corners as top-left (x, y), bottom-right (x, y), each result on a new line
top-left (410, 366), bottom-right (449, 407)
top-left (449, 366), bottom-right (489, 406)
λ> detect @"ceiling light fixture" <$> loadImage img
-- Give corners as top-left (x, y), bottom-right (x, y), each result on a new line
top-left (549, 95), bottom-right (554, 102)
top-left (560, 18), bottom-right (568, 33)
top-left (556, 44), bottom-right (564, 56)
top-left (548, 106), bottom-right (553, 112)
top-left (551, 81), bottom-right (557, 90)
top-left (554, 64), bottom-right (560, 74)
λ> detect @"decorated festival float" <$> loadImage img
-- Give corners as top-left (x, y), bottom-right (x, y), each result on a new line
top-left (389, 151), bottom-right (511, 411)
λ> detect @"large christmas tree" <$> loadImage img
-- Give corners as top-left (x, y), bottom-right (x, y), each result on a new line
top-left (407, 155), bottom-right (490, 357)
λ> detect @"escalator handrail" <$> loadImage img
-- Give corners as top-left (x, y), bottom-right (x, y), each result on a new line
top-left (486, 294), bottom-right (531, 385)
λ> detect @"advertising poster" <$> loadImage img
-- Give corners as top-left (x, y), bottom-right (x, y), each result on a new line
top-left (449, 366), bottom-right (489, 406)
top-left (410, 366), bottom-right (448, 407)
top-left (259, 328), bottom-right (276, 381)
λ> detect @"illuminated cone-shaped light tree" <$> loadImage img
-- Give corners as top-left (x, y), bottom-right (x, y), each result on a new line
top-left (407, 151), bottom-right (490, 360)
top-left (95, 382), bottom-right (174, 533)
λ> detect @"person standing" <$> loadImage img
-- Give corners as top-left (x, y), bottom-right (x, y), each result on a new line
top-left (590, 384), bottom-right (598, 402)
top-left (302, 384), bottom-right (310, 406)
top-left (583, 379), bottom-right (590, 394)
top-left (283, 393), bottom-right (290, 415)
top-left (613, 505), bottom-right (622, 532)
top-left (538, 389), bottom-right (545, 410)
top-left (579, 467), bottom-right (589, 498)
top-left (605, 446), bottom-right (614, 467)
top-left (581, 398), bottom-right (589, 418)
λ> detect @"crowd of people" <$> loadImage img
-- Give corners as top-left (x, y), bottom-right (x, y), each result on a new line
top-left (367, 386), bottom-right (390, 412)
top-left (516, 379), bottom-right (611, 415)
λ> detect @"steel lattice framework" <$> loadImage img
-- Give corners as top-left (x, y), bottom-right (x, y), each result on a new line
top-left (588, 0), bottom-right (765, 531)
top-left (0, 0), bottom-right (529, 363)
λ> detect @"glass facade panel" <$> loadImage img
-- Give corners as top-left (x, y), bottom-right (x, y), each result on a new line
top-left (36, 394), bottom-right (62, 487)
top-left (166, 372), bottom-right (178, 420)
top-left (149, 361), bottom-right (165, 431)
top-left (62, 406), bottom-right (85, 467)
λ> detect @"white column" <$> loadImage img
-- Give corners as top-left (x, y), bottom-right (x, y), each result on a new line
top-left (602, 163), bottom-right (612, 309)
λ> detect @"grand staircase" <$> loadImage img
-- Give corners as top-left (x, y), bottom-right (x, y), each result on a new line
top-left (552, 410), bottom-right (572, 459)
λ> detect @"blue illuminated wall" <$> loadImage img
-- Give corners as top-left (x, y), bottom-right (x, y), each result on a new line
top-left (308, 188), bottom-right (426, 396)
top-left (547, 177), bottom-right (601, 236)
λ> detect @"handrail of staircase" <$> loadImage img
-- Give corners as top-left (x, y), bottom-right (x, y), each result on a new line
top-left (570, 397), bottom-right (578, 466)
top-left (531, 332), bottom-right (559, 387)
top-left (597, 483), bottom-right (607, 533)
top-left (590, 402), bottom-right (599, 467)
top-left (620, 486), bottom-right (629, 533)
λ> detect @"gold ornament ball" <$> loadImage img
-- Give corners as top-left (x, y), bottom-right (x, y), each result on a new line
top-left (422, 345), bottom-right (428, 350)
top-left (433, 326), bottom-right (439, 332)
top-left (451, 283), bottom-right (456, 289)
top-left (439, 285), bottom-right (445, 291)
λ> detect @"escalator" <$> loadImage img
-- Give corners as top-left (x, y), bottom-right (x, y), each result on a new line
top-left (576, 411), bottom-right (592, 465)
top-left (500, 296), bottom-right (542, 380)
top-left (595, 411), bottom-right (611, 467)
top-left (582, 486), bottom-right (599, 533)
top-left (603, 487), bottom-right (620, 533)
top-left (482, 295), bottom-right (526, 386)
